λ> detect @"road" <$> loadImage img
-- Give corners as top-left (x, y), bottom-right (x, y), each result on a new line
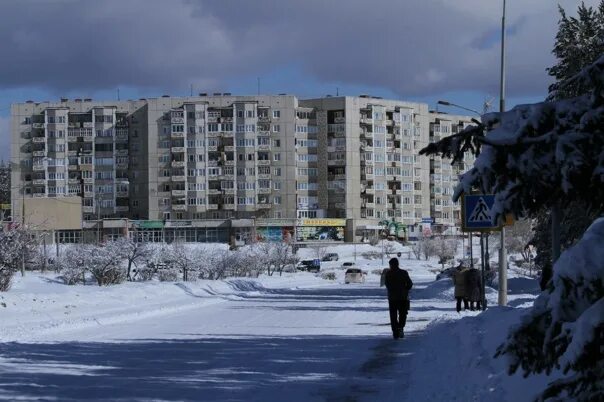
top-left (0, 274), bottom-right (458, 401)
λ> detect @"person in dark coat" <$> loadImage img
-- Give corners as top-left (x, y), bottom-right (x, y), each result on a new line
top-left (464, 266), bottom-right (482, 311)
top-left (385, 258), bottom-right (413, 339)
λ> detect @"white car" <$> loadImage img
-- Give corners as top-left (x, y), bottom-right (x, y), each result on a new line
top-left (345, 268), bottom-right (365, 284)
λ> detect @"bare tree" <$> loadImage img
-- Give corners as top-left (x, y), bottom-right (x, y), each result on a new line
top-left (113, 236), bottom-right (152, 280)
top-left (422, 238), bottom-right (437, 261)
top-left (505, 219), bottom-right (534, 262)
top-left (0, 227), bottom-right (38, 291)
top-left (411, 241), bottom-right (422, 260)
top-left (383, 241), bottom-right (396, 257)
top-left (310, 245), bottom-right (328, 261)
top-left (434, 237), bottom-right (458, 269)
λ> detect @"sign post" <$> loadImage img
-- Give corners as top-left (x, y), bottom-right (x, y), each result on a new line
top-left (461, 194), bottom-right (503, 310)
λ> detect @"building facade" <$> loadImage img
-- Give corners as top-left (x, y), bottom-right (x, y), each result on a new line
top-left (10, 95), bottom-right (473, 243)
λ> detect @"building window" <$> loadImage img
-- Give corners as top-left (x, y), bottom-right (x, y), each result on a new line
top-left (272, 110), bottom-right (280, 118)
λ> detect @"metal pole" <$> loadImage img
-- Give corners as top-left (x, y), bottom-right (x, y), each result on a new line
top-left (469, 232), bottom-right (473, 268)
top-left (42, 235), bottom-right (47, 273)
top-left (480, 233), bottom-right (486, 311)
top-left (21, 182), bottom-right (26, 276)
top-left (498, 0), bottom-right (508, 306)
top-left (484, 234), bottom-right (489, 310)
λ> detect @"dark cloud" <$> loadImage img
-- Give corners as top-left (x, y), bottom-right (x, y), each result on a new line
top-left (0, 0), bottom-right (596, 98)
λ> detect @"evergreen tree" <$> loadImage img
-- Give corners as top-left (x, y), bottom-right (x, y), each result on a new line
top-left (535, 1), bottom-right (604, 289)
top-left (419, 55), bottom-right (604, 401)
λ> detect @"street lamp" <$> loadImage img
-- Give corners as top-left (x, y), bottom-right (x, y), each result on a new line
top-left (437, 100), bottom-right (481, 117)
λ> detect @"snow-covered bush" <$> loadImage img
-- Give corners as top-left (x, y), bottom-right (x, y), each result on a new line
top-left (0, 228), bottom-right (38, 291)
top-left (496, 218), bottom-right (604, 401)
top-left (321, 272), bottom-right (336, 280)
top-left (87, 243), bottom-right (127, 286)
top-left (434, 237), bottom-right (458, 269)
top-left (362, 251), bottom-right (382, 260)
top-left (258, 241), bottom-right (296, 276)
top-left (55, 246), bottom-right (87, 285)
top-left (158, 268), bottom-right (179, 282)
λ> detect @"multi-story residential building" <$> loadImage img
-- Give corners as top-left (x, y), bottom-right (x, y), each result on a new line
top-left (9, 95), bottom-right (473, 244)
top-left (427, 112), bottom-right (476, 236)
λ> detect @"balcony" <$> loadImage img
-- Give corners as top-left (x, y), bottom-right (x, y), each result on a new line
top-left (335, 174), bottom-right (346, 181)
top-left (258, 188), bottom-right (271, 194)
top-left (258, 116), bottom-right (271, 123)
top-left (328, 160), bottom-right (346, 166)
top-left (68, 178), bottom-right (80, 184)
top-left (172, 189), bottom-right (186, 197)
top-left (32, 137), bottom-right (46, 143)
top-left (32, 179), bottom-right (46, 185)
top-left (224, 146), bottom-right (235, 152)
top-left (208, 189), bottom-right (221, 195)
top-left (83, 206), bottom-right (94, 213)
top-left (32, 151), bottom-right (46, 157)
top-left (258, 174), bottom-right (271, 180)
top-left (224, 160), bottom-right (235, 166)
top-left (223, 203), bottom-right (236, 210)
top-left (334, 117), bottom-right (346, 124)
top-left (172, 204), bottom-right (187, 211)
top-left (33, 165), bottom-right (45, 171)
top-left (116, 162), bottom-right (128, 170)
top-left (207, 145), bottom-right (218, 152)
top-left (364, 188), bottom-right (375, 194)
top-left (363, 202), bottom-right (375, 208)
top-left (171, 161), bottom-right (186, 168)
top-left (33, 193), bottom-right (46, 198)
top-left (360, 117), bottom-right (373, 125)
top-left (223, 188), bottom-right (235, 195)
top-left (223, 132), bottom-right (234, 138)
top-left (171, 147), bottom-right (185, 153)
top-left (207, 203), bottom-right (218, 210)
top-left (83, 122), bottom-right (93, 128)
top-left (116, 191), bottom-right (129, 198)
top-left (171, 117), bottom-right (184, 124)
top-left (116, 149), bottom-right (128, 156)
top-left (257, 130), bottom-right (270, 137)
top-left (171, 131), bottom-right (185, 138)
top-left (172, 175), bottom-right (186, 182)
top-left (258, 144), bottom-right (271, 151)
top-left (116, 206), bottom-right (129, 212)
top-left (258, 203), bottom-right (272, 209)
top-left (32, 123), bottom-right (44, 129)
top-left (84, 191), bottom-right (94, 198)
top-left (257, 160), bottom-right (270, 166)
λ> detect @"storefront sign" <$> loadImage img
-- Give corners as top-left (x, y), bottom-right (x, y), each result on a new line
top-left (296, 218), bottom-right (346, 227)
top-left (135, 220), bottom-right (164, 229)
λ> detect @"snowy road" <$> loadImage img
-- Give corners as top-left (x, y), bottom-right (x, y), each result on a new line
top-left (0, 267), bottom-right (469, 402)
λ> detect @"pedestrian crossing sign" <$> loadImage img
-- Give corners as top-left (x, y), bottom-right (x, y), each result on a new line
top-left (461, 194), bottom-right (502, 232)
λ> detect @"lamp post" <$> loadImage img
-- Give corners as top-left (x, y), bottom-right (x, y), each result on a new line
top-left (437, 100), bottom-right (481, 117)
top-left (498, 0), bottom-right (508, 306)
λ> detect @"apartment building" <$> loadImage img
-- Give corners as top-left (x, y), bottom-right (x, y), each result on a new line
top-left (10, 95), bottom-right (473, 243)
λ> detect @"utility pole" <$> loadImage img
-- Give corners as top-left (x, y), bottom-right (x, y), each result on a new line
top-left (498, 0), bottom-right (508, 306)
top-left (21, 182), bottom-right (26, 276)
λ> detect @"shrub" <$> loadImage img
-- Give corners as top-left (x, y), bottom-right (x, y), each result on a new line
top-left (158, 268), bottom-right (179, 282)
top-left (321, 272), bottom-right (336, 280)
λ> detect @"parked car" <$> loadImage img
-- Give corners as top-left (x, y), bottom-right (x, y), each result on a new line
top-left (322, 253), bottom-right (339, 262)
top-left (345, 268), bottom-right (365, 284)
top-left (341, 261), bottom-right (356, 269)
top-left (296, 260), bottom-right (321, 273)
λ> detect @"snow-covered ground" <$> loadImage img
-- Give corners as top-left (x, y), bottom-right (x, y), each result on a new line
top-left (0, 243), bottom-right (550, 401)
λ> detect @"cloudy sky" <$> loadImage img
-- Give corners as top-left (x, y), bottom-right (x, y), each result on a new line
top-left (0, 0), bottom-right (596, 161)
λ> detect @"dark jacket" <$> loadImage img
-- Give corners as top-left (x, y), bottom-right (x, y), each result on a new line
top-left (464, 268), bottom-right (482, 302)
top-left (385, 267), bottom-right (413, 301)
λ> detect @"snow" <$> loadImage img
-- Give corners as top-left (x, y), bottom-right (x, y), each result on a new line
top-left (0, 242), bottom-right (546, 401)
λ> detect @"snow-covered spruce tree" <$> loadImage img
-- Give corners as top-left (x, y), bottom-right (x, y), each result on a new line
top-left (496, 219), bottom-right (604, 401)
top-left (531, 0), bottom-right (604, 289)
top-left (419, 56), bottom-right (604, 401)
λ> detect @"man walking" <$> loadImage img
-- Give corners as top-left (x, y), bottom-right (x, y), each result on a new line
top-left (385, 258), bottom-right (413, 339)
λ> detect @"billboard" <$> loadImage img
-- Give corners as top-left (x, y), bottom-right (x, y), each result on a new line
top-left (256, 226), bottom-right (294, 242)
top-left (296, 225), bottom-right (344, 242)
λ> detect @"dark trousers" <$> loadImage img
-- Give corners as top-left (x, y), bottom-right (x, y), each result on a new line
top-left (388, 299), bottom-right (410, 338)
top-left (469, 300), bottom-right (482, 311)
top-left (456, 297), bottom-right (469, 312)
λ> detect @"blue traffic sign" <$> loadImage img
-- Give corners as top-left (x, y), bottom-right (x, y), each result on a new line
top-left (461, 194), bottom-right (501, 232)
